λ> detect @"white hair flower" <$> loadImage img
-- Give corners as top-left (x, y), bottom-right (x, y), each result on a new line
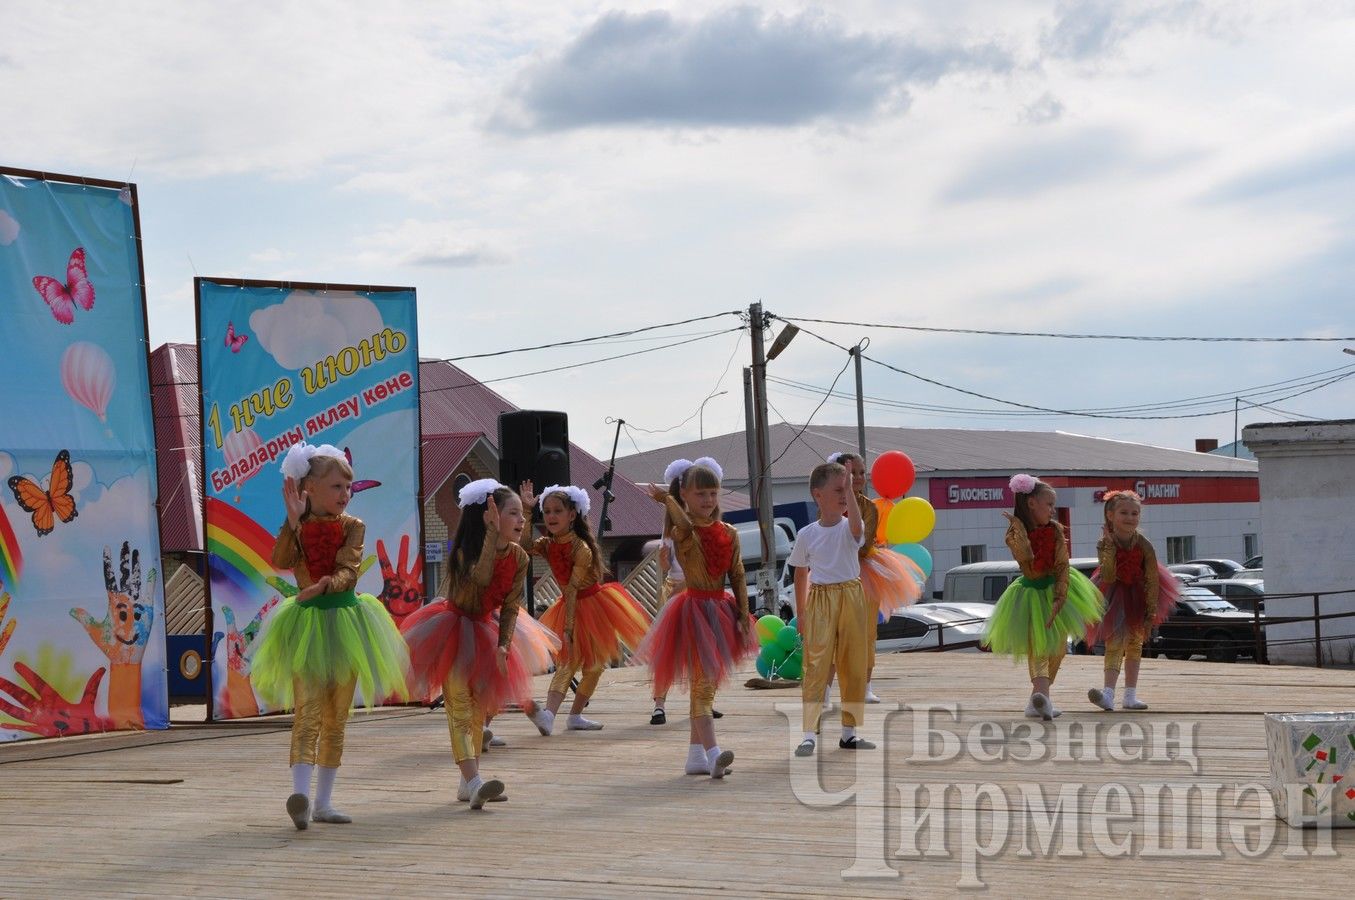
top-left (280, 442), bottom-right (345, 480)
top-left (692, 456), bottom-right (724, 481)
top-left (458, 478), bottom-right (505, 508)
top-left (538, 484), bottom-right (590, 516)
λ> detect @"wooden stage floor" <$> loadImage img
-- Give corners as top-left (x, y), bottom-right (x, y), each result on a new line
top-left (2, 652), bottom-right (1353, 897)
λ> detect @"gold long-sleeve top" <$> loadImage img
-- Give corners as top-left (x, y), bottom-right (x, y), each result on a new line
top-left (659, 495), bottom-right (750, 619)
top-left (440, 524), bottom-right (528, 648)
top-left (1096, 531), bottom-right (1160, 619)
top-left (1004, 518), bottom-right (1069, 603)
top-left (526, 533), bottom-right (598, 636)
top-left (856, 492), bottom-right (878, 558)
top-left (272, 513), bottom-right (364, 593)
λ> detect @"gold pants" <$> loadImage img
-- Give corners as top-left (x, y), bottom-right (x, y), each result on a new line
top-left (290, 677), bottom-right (357, 768)
top-left (443, 672), bottom-right (483, 764)
top-left (549, 661), bottom-right (604, 699)
top-left (1027, 644), bottom-right (1067, 682)
top-left (800, 580), bottom-right (870, 731)
top-left (689, 670), bottom-right (716, 718)
top-left (1104, 629), bottom-right (1146, 673)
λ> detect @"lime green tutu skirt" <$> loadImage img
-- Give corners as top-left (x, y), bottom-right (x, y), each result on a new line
top-left (249, 589), bottom-right (410, 709)
top-left (982, 570), bottom-right (1104, 660)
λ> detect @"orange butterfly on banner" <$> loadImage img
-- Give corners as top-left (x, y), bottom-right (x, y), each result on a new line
top-left (6, 449), bottom-right (79, 536)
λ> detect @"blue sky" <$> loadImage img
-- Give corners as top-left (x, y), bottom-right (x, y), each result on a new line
top-left (5, 0), bottom-right (1354, 458)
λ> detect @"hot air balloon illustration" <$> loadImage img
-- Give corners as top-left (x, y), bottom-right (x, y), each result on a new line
top-left (222, 427), bottom-right (265, 502)
top-left (60, 341), bottom-right (115, 423)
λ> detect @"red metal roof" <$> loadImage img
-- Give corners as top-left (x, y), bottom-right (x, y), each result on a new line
top-left (150, 343), bottom-right (203, 552)
top-left (421, 431), bottom-right (484, 497)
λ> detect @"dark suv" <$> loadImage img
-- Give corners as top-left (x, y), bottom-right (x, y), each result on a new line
top-left (1146, 587), bottom-right (1266, 663)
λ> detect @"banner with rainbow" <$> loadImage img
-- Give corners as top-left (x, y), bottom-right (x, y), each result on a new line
top-left (0, 169), bottom-right (168, 743)
top-left (197, 280), bottom-right (421, 719)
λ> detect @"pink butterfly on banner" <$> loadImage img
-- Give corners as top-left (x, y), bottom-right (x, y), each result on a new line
top-left (225, 322), bottom-right (248, 353)
top-left (32, 247), bottom-right (94, 325)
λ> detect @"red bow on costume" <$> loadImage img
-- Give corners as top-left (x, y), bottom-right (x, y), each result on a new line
top-left (300, 519), bottom-right (346, 579)
top-left (1115, 543), bottom-right (1145, 584)
top-left (546, 539), bottom-right (574, 584)
top-left (1028, 524), bottom-right (1057, 574)
top-left (697, 522), bottom-right (733, 578)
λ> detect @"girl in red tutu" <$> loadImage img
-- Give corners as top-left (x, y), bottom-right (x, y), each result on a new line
top-left (399, 479), bottom-right (558, 809)
top-left (518, 482), bottom-right (651, 734)
top-left (635, 457), bottom-right (756, 779)
top-left (828, 452), bottom-right (922, 703)
top-left (1086, 490), bottom-right (1178, 712)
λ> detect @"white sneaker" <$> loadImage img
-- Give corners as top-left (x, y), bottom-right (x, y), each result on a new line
top-left (1031, 693), bottom-right (1053, 721)
top-left (1122, 696), bottom-right (1148, 711)
top-left (865, 690), bottom-right (882, 704)
top-left (529, 708), bottom-right (555, 736)
top-left (1024, 699), bottom-right (1042, 719)
top-left (311, 807), bottom-right (352, 824)
top-left (457, 779), bottom-right (507, 802)
top-left (709, 749), bottom-right (734, 780)
top-left (469, 778), bottom-right (505, 810)
top-left (567, 714), bottom-right (604, 731)
top-left (489, 734), bottom-right (507, 747)
top-left (1087, 688), bottom-right (1113, 711)
top-left (285, 793), bottom-right (310, 831)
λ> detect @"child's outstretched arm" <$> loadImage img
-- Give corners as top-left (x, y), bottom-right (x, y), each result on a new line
top-left (846, 487), bottom-right (864, 543)
top-left (1002, 513), bottom-right (1033, 564)
top-left (497, 549), bottom-right (527, 650)
top-left (727, 529), bottom-right (750, 629)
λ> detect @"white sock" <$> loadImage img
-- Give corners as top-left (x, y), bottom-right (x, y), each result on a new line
top-left (1104, 687), bottom-right (1116, 706)
top-left (291, 763), bottom-right (314, 797)
top-left (466, 774), bottom-right (483, 795)
top-left (314, 766), bottom-right (338, 810)
top-left (1123, 687), bottom-right (1137, 704)
top-left (705, 745), bottom-right (724, 770)
top-left (842, 725), bottom-right (856, 741)
top-left (685, 743), bottom-right (709, 773)
top-left (802, 731), bottom-right (816, 743)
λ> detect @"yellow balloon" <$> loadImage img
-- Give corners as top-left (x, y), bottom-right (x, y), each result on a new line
top-left (886, 497), bottom-right (936, 544)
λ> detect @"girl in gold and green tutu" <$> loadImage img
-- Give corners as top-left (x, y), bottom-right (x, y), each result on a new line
top-left (982, 474), bottom-right (1103, 721)
top-left (250, 443), bottom-right (409, 830)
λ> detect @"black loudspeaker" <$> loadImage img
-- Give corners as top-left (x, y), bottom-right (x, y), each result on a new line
top-left (498, 410), bottom-right (571, 492)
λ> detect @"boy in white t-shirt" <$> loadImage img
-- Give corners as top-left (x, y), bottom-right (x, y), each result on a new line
top-left (789, 462), bottom-right (873, 757)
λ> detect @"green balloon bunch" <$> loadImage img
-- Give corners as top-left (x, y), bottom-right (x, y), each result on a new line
top-left (755, 614), bottom-right (803, 680)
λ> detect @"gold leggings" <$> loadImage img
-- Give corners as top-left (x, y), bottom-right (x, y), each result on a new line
top-left (689, 670), bottom-right (716, 718)
top-left (1026, 643), bottom-right (1067, 682)
top-left (549, 661), bottom-right (604, 699)
top-left (1104, 629), bottom-right (1145, 673)
top-left (442, 672), bottom-right (484, 764)
top-left (290, 677), bottom-right (357, 768)
top-left (800, 580), bottom-right (871, 732)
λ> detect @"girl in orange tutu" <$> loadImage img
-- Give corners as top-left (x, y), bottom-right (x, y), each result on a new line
top-left (635, 457), bottom-right (757, 779)
top-left (399, 479), bottom-right (559, 808)
top-left (518, 482), bottom-right (650, 734)
top-left (826, 452), bottom-right (922, 704)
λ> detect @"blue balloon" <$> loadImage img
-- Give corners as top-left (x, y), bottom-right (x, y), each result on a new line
top-left (878, 610), bottom-right (886, 623)
top-left (892, 542), bottom-right (933, 578)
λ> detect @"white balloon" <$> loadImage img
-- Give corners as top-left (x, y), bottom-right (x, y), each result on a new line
top-left (60, 341), bottom-right (115, 422)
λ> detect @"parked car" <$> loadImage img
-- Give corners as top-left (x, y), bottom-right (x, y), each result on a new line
top-left (1167, 563), bottom-right (1214, 582)
top-left (1146, 587), bottom-right (1265, 663)
top-left (1170, 571), bottom-right (1199, 586)
top-left (1244, 554), bottom-right (1262, 569)
top-left (1186, 558), bottom-right (1246, 578)
top-left (1235, 568), bottom-right (1264, 579)
top-left (942, 558), bottom-right (1100, 605)
top-left (876, 603), bottom-right (991, 653)
top-left (1192, 577), bottom-right (1265, 612)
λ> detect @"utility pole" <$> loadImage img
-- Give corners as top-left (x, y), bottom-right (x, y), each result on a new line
top-left (1233, 397), bottom-right (1239, 457)
top-left (852, 343), bottom-right (866, 458)
top-left (743, 367), bottom-right (758, 500)
top-left (748, 302), bottom-right (777, 615)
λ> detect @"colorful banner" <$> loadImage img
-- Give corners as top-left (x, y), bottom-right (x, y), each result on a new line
top-left (197, 280), bottom-right (422, 718)
top-left (0, 170), bottom-right (168, 742)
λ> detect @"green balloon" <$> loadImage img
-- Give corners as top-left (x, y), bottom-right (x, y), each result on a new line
top-left (756, 613), bottom-right (784, 646)
top-left (779, 648), bottom-right (803, 680)
top-left (759, 644), bottom-right (789, 672)
top-left (775, 624), bottom-right (800, 653)
top-left (756, 655), bottom-right (772, 678)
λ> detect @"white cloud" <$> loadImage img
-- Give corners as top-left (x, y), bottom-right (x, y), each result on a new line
top-left (354, 220), bottom-right (512, 268)
top-left (248, 290), bottom-right (385, 371)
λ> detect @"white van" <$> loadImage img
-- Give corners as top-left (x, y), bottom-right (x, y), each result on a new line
top-left (942, 558), bottom-right (1100, 605)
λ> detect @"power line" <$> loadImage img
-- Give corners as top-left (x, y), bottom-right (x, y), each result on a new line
top-left (420, 328), bottom-right (743, 395)
top-left (782, 320), bottom-right (1355, 420)
top-left (622, 329), bottom-right (746, 434)
top-left (765, 349), bottom-right (854, 468)
top-left (426, 310), bottom-right (743, 364)
top-left (779, 315), bottom-right (1355, 343)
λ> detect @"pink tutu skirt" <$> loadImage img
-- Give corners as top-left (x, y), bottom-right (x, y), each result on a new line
top-left (540, 582), bottom-right (651, 670)
top-left (633, 587), bottom-right (758, 698)
top-left (860, 547), bottom-right (923, 617)
top-left (400, 600), bottom-right (560, 712)
top-left (1086, 563), bottom-right (1180, 645)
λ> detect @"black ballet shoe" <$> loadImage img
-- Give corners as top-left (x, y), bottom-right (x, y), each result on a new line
top-left (650, 708), bottom-right (667, 725)
top-left (712, 709), bottom-right (724, 719)
top-left (838, 736), bottom-right (877, 750)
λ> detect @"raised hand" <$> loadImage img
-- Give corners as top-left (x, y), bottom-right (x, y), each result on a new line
top-left (0, 661), bottom-right (112, 737)
top-left (72, 542), bottom-right (155, 666)
top-left (646, 483), bottom-right (669, 503)
top-left (71, 541), bottom-right (156, 729)
top-left (211, 599), bottom-right (279, 718)
top-left (518, 480), bottom-right (536, 510)
top-left (483, 494), bottom-right (500, 528)
top-left (0, 581), bottom-right (15, 660)
top-left (376, 535), bottom-right (424, 625)
top-left (282, 476), bottom-right (308, 527)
